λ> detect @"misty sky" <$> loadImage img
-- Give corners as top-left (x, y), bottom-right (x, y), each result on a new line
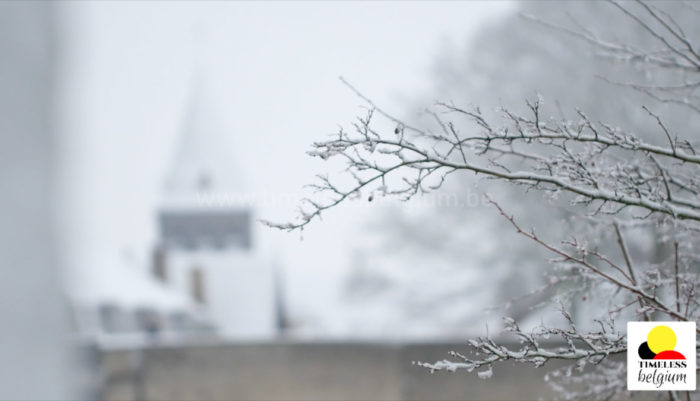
top-left (55, 1), bottom-right (514, 335)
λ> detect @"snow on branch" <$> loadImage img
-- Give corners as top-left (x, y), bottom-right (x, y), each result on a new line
top-left (263, 84), bottom-right (700, 232)
top-left (263, 1), bottom-right (700, 399)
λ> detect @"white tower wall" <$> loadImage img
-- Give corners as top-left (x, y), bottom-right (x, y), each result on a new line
top-left (168, 249), bottom-right (277, 338)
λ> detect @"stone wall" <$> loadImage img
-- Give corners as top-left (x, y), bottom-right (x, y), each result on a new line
top-left (99, 341), bottom-right (655, 401)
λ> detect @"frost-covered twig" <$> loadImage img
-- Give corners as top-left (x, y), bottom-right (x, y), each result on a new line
top-left (415, 313), bottom-right (625, 374)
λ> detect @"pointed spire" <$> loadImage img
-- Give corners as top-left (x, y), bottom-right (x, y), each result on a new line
top-left (163, 28), bottom-right (243, 206)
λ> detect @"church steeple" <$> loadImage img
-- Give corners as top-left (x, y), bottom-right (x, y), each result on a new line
top-left (158, 34), bottom-right (251, 250)
top-left (163, 33), bottom-right (243, 205)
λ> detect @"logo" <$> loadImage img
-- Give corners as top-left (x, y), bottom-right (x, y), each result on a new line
top-left (637, 325), bottom-right (686, 360)
top-left (627, 322), bottom-right (696, 391)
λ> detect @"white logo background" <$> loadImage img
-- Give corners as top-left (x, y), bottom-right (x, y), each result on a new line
top-left (627, 321), bottom-right (696, 391)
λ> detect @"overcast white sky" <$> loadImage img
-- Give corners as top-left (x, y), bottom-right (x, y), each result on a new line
top-left (55, 1), bottom-right (514, 334)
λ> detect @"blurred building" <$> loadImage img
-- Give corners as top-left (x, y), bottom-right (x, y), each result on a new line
top-left (155, 68), bottom-right (282, 338)
top-left (72, 65), bottom-right (285, 342)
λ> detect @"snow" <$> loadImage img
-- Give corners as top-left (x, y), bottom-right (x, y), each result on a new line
top-left (477, 366), bottom-right (493, 379)
top-left (69, 255), bottom-right (192, 312)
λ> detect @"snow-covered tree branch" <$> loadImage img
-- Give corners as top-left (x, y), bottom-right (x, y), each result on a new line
top-left (265, 1), bottom-right (700, 399)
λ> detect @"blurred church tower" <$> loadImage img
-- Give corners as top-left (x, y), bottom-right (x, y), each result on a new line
top-left (153, 45), bottom-right (285, 338)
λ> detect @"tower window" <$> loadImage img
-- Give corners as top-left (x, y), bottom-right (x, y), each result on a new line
top-left (190, 267), bottom-right (206, 304)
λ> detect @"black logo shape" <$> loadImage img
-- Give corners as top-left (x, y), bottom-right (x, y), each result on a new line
top-left (638, 341), bottom-right (656, 360)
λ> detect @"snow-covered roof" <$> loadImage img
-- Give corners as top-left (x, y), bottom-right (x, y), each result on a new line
top-left (70, 257), bottom-right (192, 312)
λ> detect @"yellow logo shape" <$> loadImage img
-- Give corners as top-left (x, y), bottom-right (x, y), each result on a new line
top-left (647, 325), bottom-right (677, 354)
